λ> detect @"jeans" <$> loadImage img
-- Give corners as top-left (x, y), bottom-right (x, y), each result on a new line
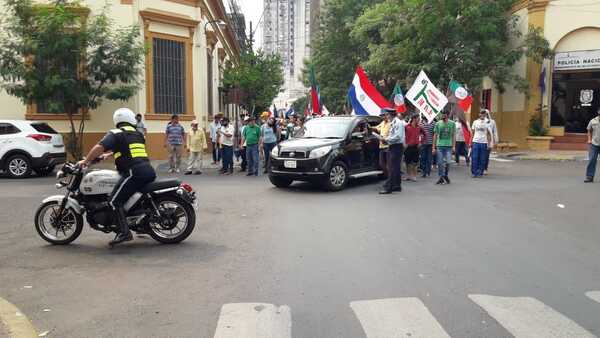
top-left (239, 147), bottom-right (247, 171)
top-left (221, 145), bottom-right (233, 172)
top-left (471, 142), bottom-right (488, 177)
top-left (484, 148), bottom-right (492, 171)
top-left (586, 144), bottom-right (600, 178)
top-left (246, 144), bottom-right (260, 175)
top-left (263, 142), bottom-right (276, 172)
top-left (168, 144), bottom-right (183, 170)
top-left (455, 141), bottom-right (470, 164)
top-left (436, 146), bottom-right (452, 177)
top-left (383, 143), bottom-right (404, 191)
top-left (419, 144), bottom-right (433, 176)
top-left (211, 142), bottom-right (221, 163)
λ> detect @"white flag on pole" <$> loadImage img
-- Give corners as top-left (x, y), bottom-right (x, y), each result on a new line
top-left (406, 71), bottom-right (448, 123)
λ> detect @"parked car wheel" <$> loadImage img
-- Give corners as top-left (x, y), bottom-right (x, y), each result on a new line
top-left (34, 166), bottom-right (56, 177)
top-left (269, 175), bottom-right (293, 188)
top-left (324, 160), bottom-right (348, 191)
top-left (5, 154), bottom-right (32, 178)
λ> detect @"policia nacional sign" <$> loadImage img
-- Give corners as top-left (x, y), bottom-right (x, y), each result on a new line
top-left (554, 49), bottom-right (600, 71)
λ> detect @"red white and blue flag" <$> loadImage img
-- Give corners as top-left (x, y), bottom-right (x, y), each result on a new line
top-left (348, 66), bottom-right (392, 116)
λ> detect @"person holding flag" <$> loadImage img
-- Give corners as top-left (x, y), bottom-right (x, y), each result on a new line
top-left (454, 117), bottom-right (471, 165)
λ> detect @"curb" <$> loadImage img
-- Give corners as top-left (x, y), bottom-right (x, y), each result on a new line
top-left (0, 297), bottom-right (38, 338)
top-left (499, 153), bottom-right (588, 162)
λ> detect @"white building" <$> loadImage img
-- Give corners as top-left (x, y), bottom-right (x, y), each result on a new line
top-left (262, 0), bottom-right (320, 108)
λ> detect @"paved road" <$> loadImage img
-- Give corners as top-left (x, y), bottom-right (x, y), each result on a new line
top-left (0, 159), bottom-right (599, 338)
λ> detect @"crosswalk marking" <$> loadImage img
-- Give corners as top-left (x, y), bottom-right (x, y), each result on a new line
top-left (213, 303), bottom-right (291, 338)
top-left (469, 294), bottom-right (596, 338)
top-left (350, 298), bottom-right (451, 338)
top-left (586, 291), bottom-right (600, 304)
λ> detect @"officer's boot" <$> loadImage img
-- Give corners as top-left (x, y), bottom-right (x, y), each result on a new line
top-left (110, 207), bottom-right (133, 246)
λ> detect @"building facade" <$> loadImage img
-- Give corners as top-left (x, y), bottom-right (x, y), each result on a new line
top-left (262, 0), bottom-right (320, 107)
top-left (0, 0), bottom-right (241, 159)
top-left (480, 0), bottom-right (600, 149)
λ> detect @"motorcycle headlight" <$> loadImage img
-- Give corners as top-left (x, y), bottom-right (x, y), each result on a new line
top-left (271, 146), bottom-right (279, 158)
top-left (309, 145), bottom-right (332, 159)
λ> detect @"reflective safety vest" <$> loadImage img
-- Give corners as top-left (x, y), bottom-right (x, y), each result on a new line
top-left (110, 125), bottom-right (150, 172)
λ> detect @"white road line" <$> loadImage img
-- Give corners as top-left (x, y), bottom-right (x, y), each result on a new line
top-left (469, 294), bottom-right (596, 338)
top-left (586, 291), bottom-right (600, 304)
top-left (213, 303), bottom-right (291, 338)
top-left (350, 298), bottom-right (451, 338)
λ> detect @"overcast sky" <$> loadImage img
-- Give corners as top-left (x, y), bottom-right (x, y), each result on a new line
top-left (237, 0), bottom-right (263, 49)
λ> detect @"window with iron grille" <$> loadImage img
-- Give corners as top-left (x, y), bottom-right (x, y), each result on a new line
top-left (153, 37), bottom-right (186, 115)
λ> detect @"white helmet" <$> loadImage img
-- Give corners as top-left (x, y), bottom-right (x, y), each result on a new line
top-left (113, 108), bottom-right (137, 127)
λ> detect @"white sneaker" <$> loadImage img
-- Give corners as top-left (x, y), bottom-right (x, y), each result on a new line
top-left (175, 169), bottom-right (181, 173)
top-left (168, 169), bottom-right (174, 173)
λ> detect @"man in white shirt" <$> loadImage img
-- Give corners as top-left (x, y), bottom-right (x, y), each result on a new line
top-left (483, 109), bottom-right (499, 174)
top-left (218, 117), bottom-right (234, 175)
top-left (471, 110), bottom-right (494, 178)
top-left (209, 113), bottom-right (222, 164)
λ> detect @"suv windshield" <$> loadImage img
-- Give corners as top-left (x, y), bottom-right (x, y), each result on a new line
top-left (301, 119), bottom-right (351, 139)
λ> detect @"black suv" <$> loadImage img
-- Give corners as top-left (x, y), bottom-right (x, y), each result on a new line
top-left (269, 116), bottom-right (383, 191)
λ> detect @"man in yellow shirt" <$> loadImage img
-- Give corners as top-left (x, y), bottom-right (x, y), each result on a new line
top-left (373, 112), bottom-right (392, 177)
top-left (186, 120), bottom-right (208, 175)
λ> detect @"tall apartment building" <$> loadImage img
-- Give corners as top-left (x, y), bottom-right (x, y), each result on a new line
top-left (262, 0), bottom-right (321, 107)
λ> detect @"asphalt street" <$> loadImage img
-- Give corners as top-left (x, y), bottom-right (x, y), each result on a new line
top-left (0, 159), bottom-right (599, 338)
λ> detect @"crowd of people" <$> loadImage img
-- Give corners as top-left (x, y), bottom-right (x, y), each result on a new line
top-left (374, 107), bottom-right (499, 194)
top-left (137, 106), bottom-right (600, 187)
top-left (156, 111), bottom-right (311, 177)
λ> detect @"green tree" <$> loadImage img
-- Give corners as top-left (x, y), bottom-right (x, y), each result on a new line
top-left (0, 0), bottom-right (146, 159)
top-left (222, 50), bottom-right (283, 116)
top-left (306, 0), bottom-right (383, 113)
top-left (351, 0), bottom-right (551, 94)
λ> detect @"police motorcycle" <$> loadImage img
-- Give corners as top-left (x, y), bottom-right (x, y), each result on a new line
top-left (34, 160), bottom-right (197, 245)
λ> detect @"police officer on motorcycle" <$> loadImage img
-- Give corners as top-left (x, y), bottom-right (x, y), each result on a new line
top-left (78, 108), bottom-right (157, 246)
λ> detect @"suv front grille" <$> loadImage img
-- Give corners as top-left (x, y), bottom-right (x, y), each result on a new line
top-left (280, 151), bottom-right (307, 159)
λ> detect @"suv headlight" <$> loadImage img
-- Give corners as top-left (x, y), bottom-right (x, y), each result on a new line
top-left (271, 146), bottom-right (279, 158)
top-left (309, 145), bottom-right (332, 159)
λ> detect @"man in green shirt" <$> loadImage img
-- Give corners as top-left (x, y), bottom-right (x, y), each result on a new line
top-left (432, 112), bottom-right (456, 185)
top-left (242, 116), bottom-right (262, 176)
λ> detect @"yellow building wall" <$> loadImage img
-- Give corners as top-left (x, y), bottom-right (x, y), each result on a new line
top-left (0, 0), bottom-right (236, 159)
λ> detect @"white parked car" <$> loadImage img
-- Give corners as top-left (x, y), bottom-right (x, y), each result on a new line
top-left (0, 120), bottom-right (66, 178)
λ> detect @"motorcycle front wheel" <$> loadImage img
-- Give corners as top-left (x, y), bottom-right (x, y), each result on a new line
top-left (35, 201), bottom-right (84, 245)
top-left (147, 195), bottom-right (196, 244)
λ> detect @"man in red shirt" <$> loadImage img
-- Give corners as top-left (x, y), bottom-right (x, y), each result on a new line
top-left (404, 114), bottom-right (425, 181)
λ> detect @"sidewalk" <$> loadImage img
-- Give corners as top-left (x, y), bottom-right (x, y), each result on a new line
top-left (499, 150), bottom-right (588, 162)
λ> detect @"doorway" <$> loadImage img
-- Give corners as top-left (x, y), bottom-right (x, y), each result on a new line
top-left (551, 71), bottom-right (600, 133)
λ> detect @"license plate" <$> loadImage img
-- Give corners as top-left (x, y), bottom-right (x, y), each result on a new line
top-left (284, 160), bottom-right (297, 169)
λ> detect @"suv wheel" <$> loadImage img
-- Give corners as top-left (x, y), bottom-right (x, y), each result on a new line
top-left (5, 154), bottom-right (32, 178)
top-left (269, 175), bottom-right (293, 188)
top-left (324, 161), bottom-right (348, 191)
top-left (34, 166), bottom-right (56, 176)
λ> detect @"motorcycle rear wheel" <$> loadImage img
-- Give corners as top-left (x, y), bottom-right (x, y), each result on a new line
top-left (35, 201), bottom-right (83, 245)
top-left (147, 195), bottom-right (196, 244)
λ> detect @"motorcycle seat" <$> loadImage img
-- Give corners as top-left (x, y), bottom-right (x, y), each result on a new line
top-left (141, 179), bottom-right (181, 193)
